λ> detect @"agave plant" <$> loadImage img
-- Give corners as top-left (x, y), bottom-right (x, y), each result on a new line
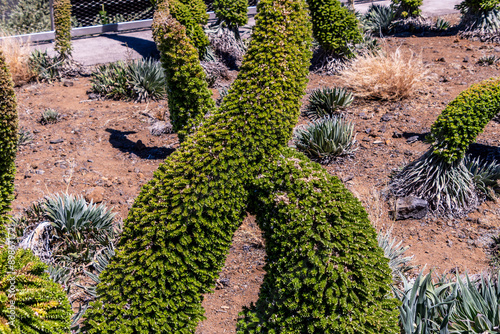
top-left (395, 272), bottom-right (458, 334)
top-left (464, 155), bottom-right (500, 197)
top-left (363, 4), bottom-right (395, 36)
top-left (306, 87), bottom-right (354, 120)
top-left (294, 116), bottom-right (357, 162)
top-left (435, 17), bottom-right (451, 31)
top-left (450, 273), bottom-right (500, 334)
top-left (29, 49), bottom-right (63, 82)
top-left (377, 227), bottom-right (414, 282)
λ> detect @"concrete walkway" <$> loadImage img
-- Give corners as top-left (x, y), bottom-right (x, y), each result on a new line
top-left (34, 0), bottom-right (462, 66)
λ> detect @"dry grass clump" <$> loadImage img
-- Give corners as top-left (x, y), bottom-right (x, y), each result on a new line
top-left (0, 34), bottom-right (33, 85)
top-left (341, 48), bottom-right (428, 100)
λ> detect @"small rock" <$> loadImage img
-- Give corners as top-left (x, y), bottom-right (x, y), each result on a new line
top-left (392, 196), bottom-right (428, 220)
top-left (364, 128), bottom-right (372, 134)
top-left (373, 140), bottom-right (383, 145)
top-left (50, 139), bottom-right (64, 144)
top-left (393, 131), bottom-right (403, 138)
top-left (435, 57), bottom-right (446, 62)
top-left (381, 113), bottom-right (393, 122)
top-left (62, 80), bottom-right (74, 87)
top-left (463, 56), bottom-right (470, 63)
top-left (406, 136), bottom-right (419, 143)
top-left (88, 159), bottom-right (93, 163)
top-left (35, 170), bottom-right (45, 175)
top-left (495, 47), bottom-right (500, 52)
top-left (149, 121), bottom-right (173, 136)
top-left (85, 187), bottom-right (105, 204)
top-left (362, 137), bottom-right (371, 142)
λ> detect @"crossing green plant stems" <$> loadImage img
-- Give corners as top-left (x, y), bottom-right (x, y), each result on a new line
top-left (429, 78), bottom-right (500, 163)
top-left (239, 148), bottom-right (400, 333)
top-left (152, 1), bottom-right (215, 142)
top-left (307, 0), bottom-right (363, 57)
top-left (0, 50), bottom-right (17, 241)
top-left (0, 248), bottom-right (72, 334)
top-left (53, 0), bottom-right (72, 60)
top-left (214, 0), bottom-right (249, 28)
top-left (83, 0), bottom-right (312, 332)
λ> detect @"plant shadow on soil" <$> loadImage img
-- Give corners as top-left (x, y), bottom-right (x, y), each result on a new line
top-left (101, 34), bottom-right (160, 60)
top-left (106, 128), bottom-right (175, 160)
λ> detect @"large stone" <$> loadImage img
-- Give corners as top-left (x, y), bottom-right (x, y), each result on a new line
top-left (393, 196), bottom-right (428, 220)
top-left (85, 187), bottom-right (105, 204)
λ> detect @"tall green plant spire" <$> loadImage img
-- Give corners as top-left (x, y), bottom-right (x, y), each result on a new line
top-left (152, 0), bottom-right (215, 142)
top-left (83, 0), bottom-right (312, 332)
top-left (0, 50), bottom-right (18, 241)
top-left (214, 0), bottom-right (249, 28)
top-left (53, 0), bottom-right (72, 60)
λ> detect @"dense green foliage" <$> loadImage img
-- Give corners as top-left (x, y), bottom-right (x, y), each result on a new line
top-left (90, 59), bottom-right (167, 102)
top-left (0, 0), bottom-right (50, 35)
top-left (239, 148), bottom-right (400, 333)
top-left (83, 0), bottom-right (313, 332)
top-left (456, 0), bottom-right (500, 33)
top-left (214, 0), bottom-right (249, 28)
top-left (456, 0), bottom-right (500, 14)
top-left (53, 0), bottom-right (72, 60)
top-left (166, 0), bottom-right (210, 54)
top-left (0, 248), bottom-right (72, 334)
top-left (0, 50), bottom-right (17, 241)
top-left (294, 116), bottom-right (357, 161)
top-left (429, 78), bottom-right (500, 163)
top-left (307, 0), bottom-right (363, 57)
top-left (391, 0), bottom-right (423, 18)
top-left (152, 1), bottom-right (214, 141)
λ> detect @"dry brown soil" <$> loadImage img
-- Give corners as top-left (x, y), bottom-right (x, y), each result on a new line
top-left (11, 34), bottom-right (500, 333)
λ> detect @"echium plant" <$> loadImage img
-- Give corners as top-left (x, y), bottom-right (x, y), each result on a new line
top-left (391, 78), bottom-right (500, 216)
top-left (53, 0), bottom-right (72, 60)
top-left (83, 0), bottom-right (400, 333)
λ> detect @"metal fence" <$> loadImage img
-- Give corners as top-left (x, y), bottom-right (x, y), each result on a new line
top-left (71, 0), bottom-right (259, 27)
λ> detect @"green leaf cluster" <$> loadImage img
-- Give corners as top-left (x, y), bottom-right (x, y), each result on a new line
top-left (429, 78), bottom-right (500, 163)
top-left (214, 0), bottom-right (249, 28)
top-left (391, 0), bottom-right (423, 18)
top-left (456, 0), bottom-right (500, 14)
top-left (0, 248), bottom-right (72, 334)
top-left (152, 1), bottom-right (215, 142)
top-left (83, 0), bottom-right (312, 332)
top-left (239, 148), bottom-right (400, 333)
top-left (0, 50), bottom-right (17, 241)
top-left (162, 0), bottom-right (210, 54)
top-left (53, 0), bottom-right (72, 60)
top-left (307, 0), bottom-right (363, 57)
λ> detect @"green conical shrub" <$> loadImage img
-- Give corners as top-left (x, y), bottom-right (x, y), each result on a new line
top-left (83, 0), bottom-right (312, 332)
top-left (0, 50), bottom-right (17, 241)
top-left (152, 0), bottom-right (215, 142)
top-left (214, 0), bottom-right (249, 28)
top-left (0, 248), bottom-right (72, 334)
top-left (307, 0), bottom-right (363, 57)
top-left (53, 0), bottom-right (72, 60)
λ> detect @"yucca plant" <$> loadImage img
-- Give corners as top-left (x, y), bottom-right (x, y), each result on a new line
top-left (450, 273), bottom-right (500, 333)
top-left (395, 272), bottom-right (458, 334)
top-left (306, 87), bottom-right (354, 120)
top-left (29, 49), bottom-right (63, 82)
top-left (435, 17), bottom-right (451, 30)
top-left (40, 108), bottom-right (61, 125)
top-left (364, 4), bottom-right (395, 36)
top-left (294, 116), bottom-right (357, 162)
top-left (377, 227), bottom-right (414, 282)
top-left (464, 155), bottom-right (500, 197)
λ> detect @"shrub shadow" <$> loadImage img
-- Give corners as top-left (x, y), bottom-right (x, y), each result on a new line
top-left (102, 34), bottom-right (159, 60)
top-left (106, 128), bottom-right (174, 160)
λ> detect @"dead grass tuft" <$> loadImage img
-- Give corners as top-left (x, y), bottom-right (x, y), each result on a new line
top-left (340, 48), bottom-right (428, 100)
top-left (0, 34), bottom-right (34, 85)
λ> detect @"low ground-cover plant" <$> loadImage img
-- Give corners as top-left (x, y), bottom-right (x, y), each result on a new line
top-left (294, 116), bottom-right (357, 161)
top-left (377, 227), bottom-right (414, 282)
top-left (341, 48), bottom-right (427, 100)
top-left (306, 86), bottom-right (354, 119)
top-left (29, 49), bottom-right (63, 82)
top-left (464, 155), bottom-right (500, 197)
top-left (40, 108), bottom-right (61, 124)
top-left (90, 58), bottom-right (167, 102)
top-left (17, 127), bottom-right (33, 146)
top-left (435, 17), bottom-right (451, 30)
top-left (477, 54), bottom-right (500, 65)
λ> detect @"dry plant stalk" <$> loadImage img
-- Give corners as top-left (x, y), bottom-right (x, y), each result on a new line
top-left (341, 48), bottom-right (428, 100)
top-left (0, 33), bottom-right (33, 85)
